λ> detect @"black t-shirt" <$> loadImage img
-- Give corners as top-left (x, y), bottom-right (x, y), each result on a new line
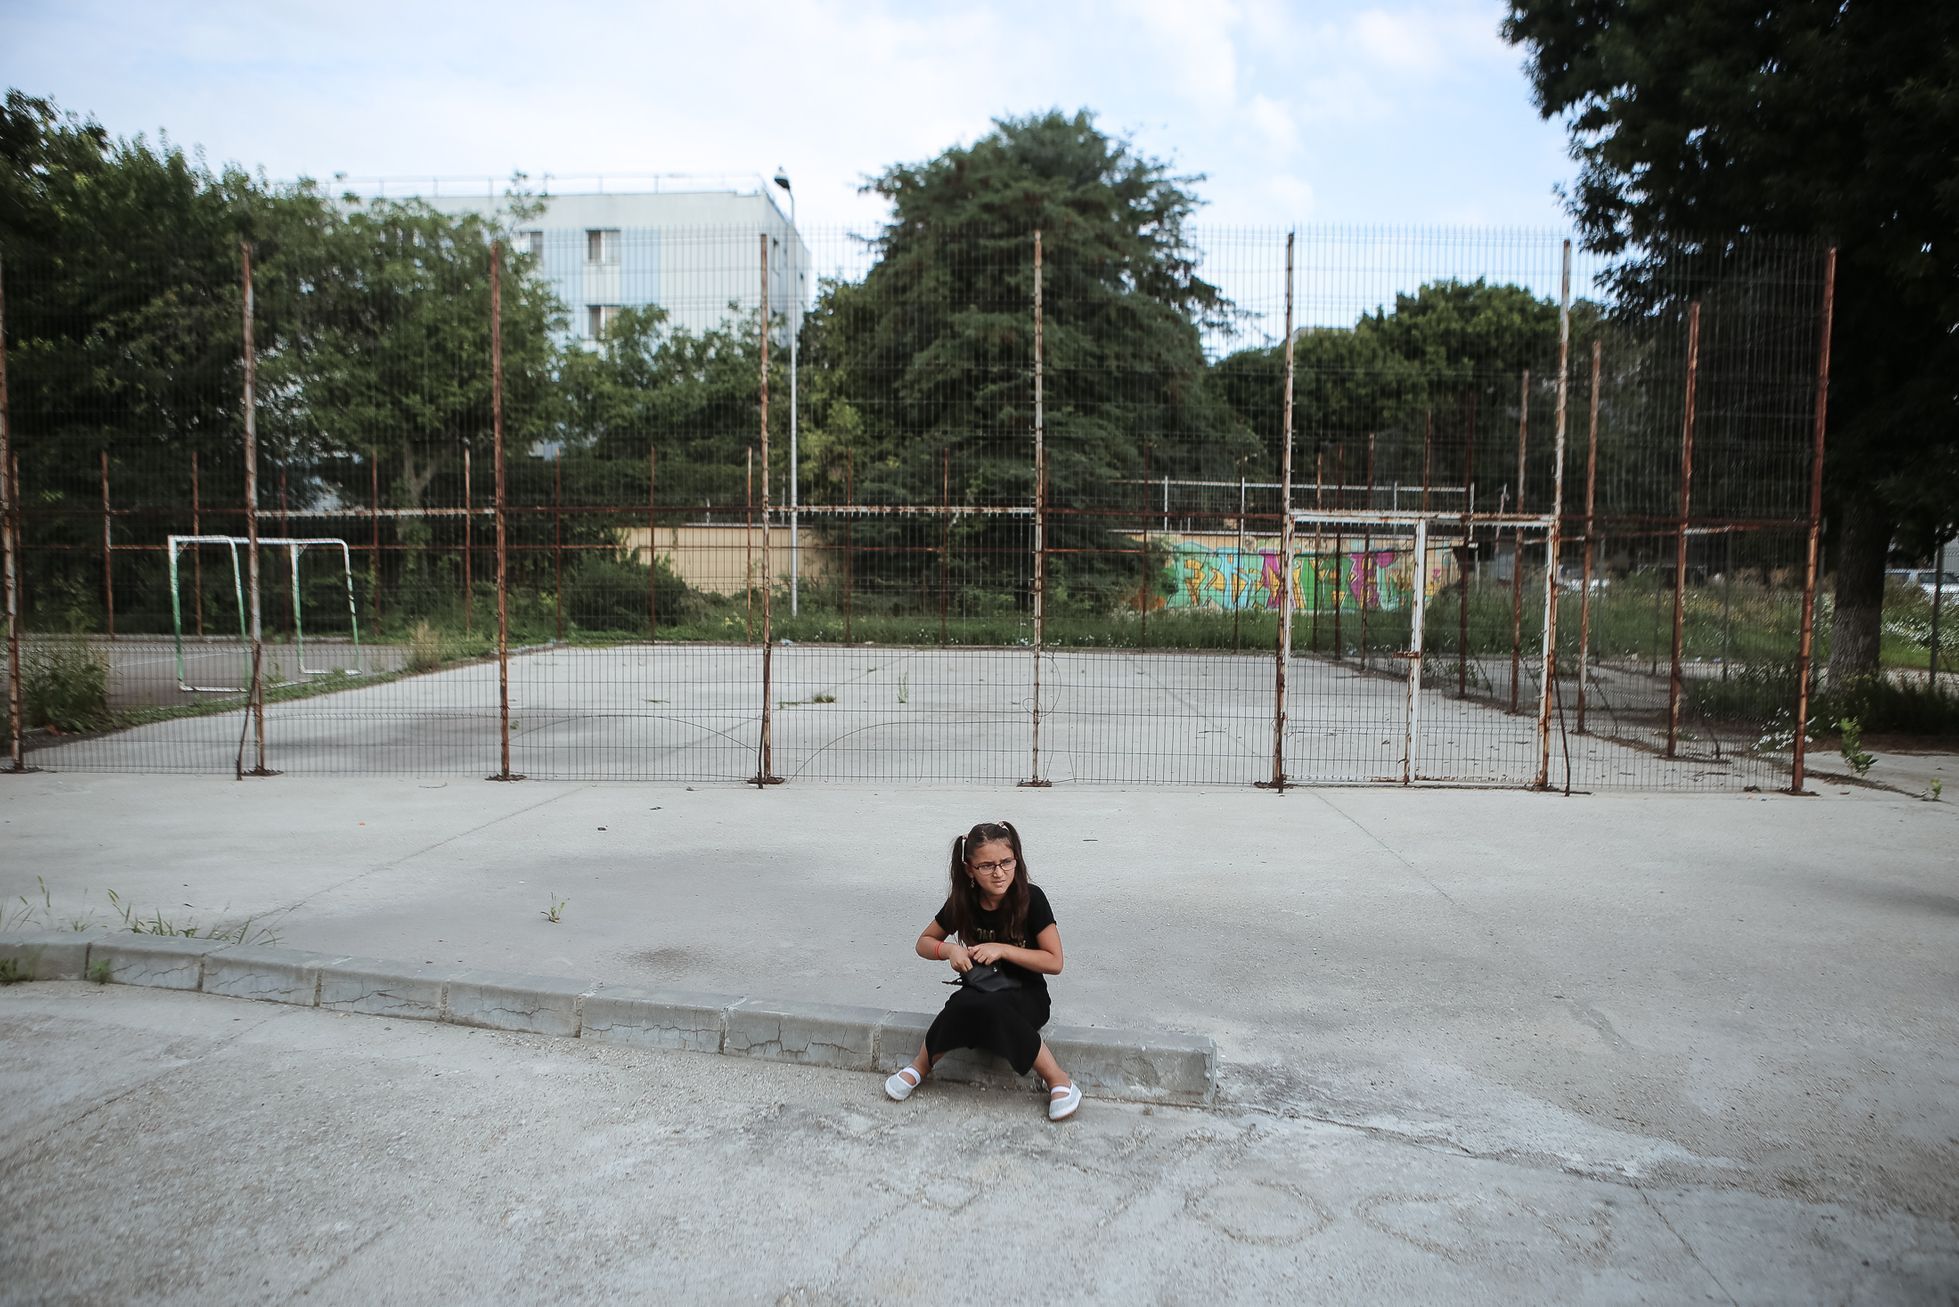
top-left (936, 884), bottom-right (1057, 992)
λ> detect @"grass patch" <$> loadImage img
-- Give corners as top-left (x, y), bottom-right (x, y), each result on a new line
top-left (4, 877), bottom-right (279, 946)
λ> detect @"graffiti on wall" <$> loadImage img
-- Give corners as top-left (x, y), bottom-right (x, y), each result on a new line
top-left (1160, 537), bottom-right (1455, 613)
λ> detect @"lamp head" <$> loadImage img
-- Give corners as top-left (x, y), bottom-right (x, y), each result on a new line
top-left (772, 169), bottom-right (792, 192)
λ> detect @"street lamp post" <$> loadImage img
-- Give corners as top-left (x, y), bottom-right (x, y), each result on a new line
top-left (773, 170), bottom-right (801, 615)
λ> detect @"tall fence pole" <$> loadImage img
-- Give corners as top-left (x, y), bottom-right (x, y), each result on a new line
top-left (1535, 240), bottom-right (1572, 789)
top-left (462, 445), bottom-right (473, 635)
top-left (369, 460), bottom-right (381, 626)
top-left (1791, 249), bottom-right (1837, 793)
top-left (239, 242), bottom-right (269, 776)
top-left (843, 449), bottom-right (854, 643)
top-left (190, 451), bottom-right (204, 636)
top-left (1311, 449), bottom-right (1324, 653)
top-left (744, 446), bottom-right (754, 642)
top-left (491, 240), bottom-right (519, 782)
top-left (0, 253), bottom-right (23, 772)
top-left (100, 450), bottom-right (114, 639)
top-left (1024, 229), bottom-right (1049, 787)
top-left (940, 446), bottom-right (951, 645)
top-left (1403, 519), bottom-right (1429, 784)
top-left (1360, 434), bottom-right (1375, 669)
top-left (1509, 370), bottom-right (1529, 712)
top-left (1262, 231), bottom-right (1296, 791)
top-left (552, 457), bottom-right (564, 641)
top-left (1667, 301), bottom-right (1703, 759)
top-left (1577, 339), bottom-right (1602, 734)
top-left (658, 444), bottom-right (666, 638)
top-left (753, 233), bottom-right (781, 786)
top-left (1331, 444), bottom-right (1345, 660)
top-left (1457, 404), bottom-right (1472, 698)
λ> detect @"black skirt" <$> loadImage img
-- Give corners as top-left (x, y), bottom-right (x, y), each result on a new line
top-left (926, 985), bottom-right (1052, 1076)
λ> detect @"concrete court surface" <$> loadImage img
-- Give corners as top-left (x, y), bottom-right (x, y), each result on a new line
top-left (2, 771), bottom-right (1957, 1301)
top-left (30, 641), bottom-right (1775, 790)
top-left (4, 983), bottom-right (1955, 1306)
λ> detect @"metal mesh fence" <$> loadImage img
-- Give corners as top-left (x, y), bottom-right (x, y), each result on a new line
top-left (0, 214), bottom-right (1833, 788)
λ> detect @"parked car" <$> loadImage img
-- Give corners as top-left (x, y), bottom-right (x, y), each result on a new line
top-left (1888, 567), bottom-right (1959, 600)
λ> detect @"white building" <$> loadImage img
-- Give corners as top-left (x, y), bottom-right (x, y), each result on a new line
top-left (351, 176), bottom-right (809, 343)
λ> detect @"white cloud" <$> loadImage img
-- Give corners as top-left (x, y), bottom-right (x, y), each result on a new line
top-left (1117, 0), bottom-right (1242, 112)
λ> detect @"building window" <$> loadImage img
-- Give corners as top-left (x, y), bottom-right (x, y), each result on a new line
top-left (587, 304), bottom-right (621, 338)
top-left (586, 228), bottom-right (619, 264)
top-left (522, 230), bottom-right (543, 259)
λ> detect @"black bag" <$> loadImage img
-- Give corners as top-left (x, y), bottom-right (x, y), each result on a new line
top-left (947, 962), bottom-right (1022, 993)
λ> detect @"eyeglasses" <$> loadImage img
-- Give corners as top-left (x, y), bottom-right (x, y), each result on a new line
top-left (970, 856), bottom-right (1017, 875)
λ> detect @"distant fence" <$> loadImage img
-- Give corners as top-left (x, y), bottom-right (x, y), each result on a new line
top-left (0, 223), bottom-right (1837, 789)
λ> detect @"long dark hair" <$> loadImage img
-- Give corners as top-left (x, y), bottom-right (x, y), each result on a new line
top-left (944, 820), bottom-right (1031, 944)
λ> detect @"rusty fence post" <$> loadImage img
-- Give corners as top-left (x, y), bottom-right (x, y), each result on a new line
top-left (1535, 239), bottom-right (1572, 790)
top-left (1311, 448), bottom-right (1324, 654)
top-left (1791, 249), bottom-right (1837, 793)
top-left (1331, 444), bottom-right (1345, 661)
top-left (843, 449), bottom-right (854, 643)
top-left (1666, 302), bottom-right (1703, 759)
top-left (369, 460), bottom-right (382, 626)
top-left (1023, 228), bottom-right (1050, 787)
top-left (658, 444), bottom-right (666, 638)
top-left (490, 240), bottom-right (520, 782)
top-left (1577, 338), bottom-right (1602, 734)
top-left (1458, 397), bottom-right (1473, 699)
top-left (744, 446), bottom-right (754, 642)
top-left (940, 446), bottom-right (951, 646)
top-left (190, 450), bottom-right (203, 636)
top-left (552, 457), bottom-right (564, 642)
top-left (462, 445), bottom-right (473, 636)
top-left (100, 450), bottom-right (114, 640)
top-left (753, 233), bottom-right (781, 786)
top-left (1360, 434), bottom-right (1375, 669)
top-left (1510, 369), bottom-right (1530, 713)
top-left (239, 241), bottom-right (270, 776)
top-left (0, 253), bottom-right (22, 772)
top-left (1261, 231), bottom-right (1296, 791)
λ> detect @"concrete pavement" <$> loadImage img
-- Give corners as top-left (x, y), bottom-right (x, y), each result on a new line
top-left (2, 772), bottom-right (1957, 1300)
top-left (3, 983), bottom-right (1955, 1305)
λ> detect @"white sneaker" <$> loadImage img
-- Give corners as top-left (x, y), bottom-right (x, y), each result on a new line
top-left (884, 1066), bottom-right (923, 1101)
top-left (1047, 1083), bottom-right (1082, 1121)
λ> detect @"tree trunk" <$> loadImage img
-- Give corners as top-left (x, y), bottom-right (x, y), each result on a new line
top-left (1826, 493), bottom-right (1889, 685)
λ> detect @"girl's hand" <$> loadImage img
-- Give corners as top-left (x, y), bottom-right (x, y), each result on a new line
top-left (947, 942), bottom-right (974, 973)
top-left (968, 942), bottom-right (1007, 966)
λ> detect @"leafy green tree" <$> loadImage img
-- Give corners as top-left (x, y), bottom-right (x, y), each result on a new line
top-left (1502, 1), bottom-right (1959, 678)
top-left (805, 109), bottom-right (1256, 609)
top-left (252, 194), bottom-right (562, 605)
top-left (0, 91), bottom-right (315, 627)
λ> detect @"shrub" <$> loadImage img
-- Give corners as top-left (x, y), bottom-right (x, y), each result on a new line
top-left (405, 621), bottom-right (446, 673)
top-left (24, 642), bottom-right (111, 734)
top-left (564, 555), bottom-right (701, 634)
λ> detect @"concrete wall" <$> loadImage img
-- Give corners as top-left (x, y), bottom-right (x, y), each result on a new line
top-left (618, 523), bottom-right (835, 596)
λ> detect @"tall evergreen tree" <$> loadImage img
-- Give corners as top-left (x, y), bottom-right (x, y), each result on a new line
top-left (806, 109), bottom-right (1256, 608)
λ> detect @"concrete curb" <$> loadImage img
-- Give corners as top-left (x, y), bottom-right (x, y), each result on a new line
top-left (0, 933), bottom-right (1216, 1105)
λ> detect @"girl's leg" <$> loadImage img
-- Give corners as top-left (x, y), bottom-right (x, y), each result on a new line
top-left (907, 1040), bottom-right (943, 1079)
top-left (1031, 1040), bottom-right (1072, 1090)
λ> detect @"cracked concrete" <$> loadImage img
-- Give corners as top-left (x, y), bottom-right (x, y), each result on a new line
top-left (4, 983), bottom-right (1953, 1304)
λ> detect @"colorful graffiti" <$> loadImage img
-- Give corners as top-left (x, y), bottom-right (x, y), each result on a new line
top-left (1161, 536), bottom-right (1454, 613)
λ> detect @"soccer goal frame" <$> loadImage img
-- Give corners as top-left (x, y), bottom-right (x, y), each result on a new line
top-left (165, 535), bottom-right (364, 693)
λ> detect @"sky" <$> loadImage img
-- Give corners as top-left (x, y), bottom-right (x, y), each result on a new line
top-left (3, 0), bottom-right (1574, 235)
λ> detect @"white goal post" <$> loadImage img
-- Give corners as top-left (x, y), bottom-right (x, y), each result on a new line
top-left (165, 535), bottom-right (364, 693)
